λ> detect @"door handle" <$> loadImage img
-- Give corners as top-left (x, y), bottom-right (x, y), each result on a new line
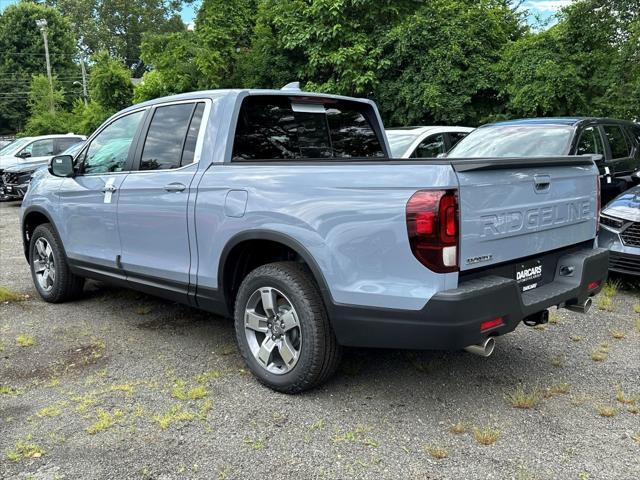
top-left (164, 182), bottom-right (186, 192)
top-left (101, 184), bottom-right (117, 193)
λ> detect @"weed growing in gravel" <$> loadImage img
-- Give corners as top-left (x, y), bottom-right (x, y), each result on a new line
top-left (634, 304), bottom-right (640, 314)
top-left (424, 445), bottom-right (448, 459)
top-left (154, 405), bottom-right (195, 430)
top-left (550, 355), bottom-right (565, 368)
top-left (615, 385), bottom-right (638, 405)
top-left (5, 437), bottom-right (45, 462)
top-left (596, 295), bottom-right (614, 312)
top-left (171, 379), bottom-right (208, 400)
top-left (0, 286), bottom-right (27, 303)
top-left (633, 434), bottom-right (640, 445)
top-left (596, 405), bottom-right (618, 417)
top-left (610, 329), bottom-right (626, 340)
top-left (506, 384), bottom-right (543, 409)
top-left (73, 392), bottom-right (98, 413)
top-left (590, 344), bottom-right (609, 362)
top-left (533, 324), bottom-right (547, 331)
top-left (243, 438), bottom-right (265, 450)
top-left (569, 334), bottom-right (583, 342)
top-left (195, 370), bottom-right (223, 384)
top-left (548, 312), bottom-right (561, 324)
top-left (110, 384), bottom-right (135, 395)
top-left (602, 279), bottom-right (620, 298)
top-left (219, 344), bottom-right (236, 356)
top-left (450, 422), bottom-right (466, 434)
top-left (135, 306), bottom-right (153, 315)
top-left (15, 334), bottom-right (35, 347)
top-left (636, 318), bottom-right (640, 333)
top-left (474, 427), bottom-right (501, 445)
top-left (86, 409), bottom-right (124, 434)
top-left (628, 405), bottom-right (639, 414)
top-left (0, 385), bottom-right (21, 396)
top-left (37, 402), bottom-right (67, 418)
top-left (363, 438), bottom-right (380, 448)
top-left (198, 399), bottom-right (213, 420)
top-left (309, 419), bottom-right (326, 430)
top-left (333, 430), bottom-right (357, 443)
top-left (547, 383), bottom-right (571, 397)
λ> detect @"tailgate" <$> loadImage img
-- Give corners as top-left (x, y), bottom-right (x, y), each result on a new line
top-left (453, 157), bottom-right (598, 271)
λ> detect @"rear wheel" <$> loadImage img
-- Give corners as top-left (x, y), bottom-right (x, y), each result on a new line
top-left (234, 262), bottom-right (341, 393)
top-left (29, 223), bottom-right (84, 303)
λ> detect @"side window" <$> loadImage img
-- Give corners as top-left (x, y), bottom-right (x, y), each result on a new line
top-left (448, 131), bottom-right (468, 150)
top-left (55, 138), bottom-right (81, 154)
top-left (140, 103), bottom-right (201, 171)
top-left (413, 134), bottom-right (446, 158)
top-left (22, 139), bottom-right (54, 157)
top-left (576, 127), bottom-right (604, 155)
top-left (603, 125), bottom-right (630, 159)
top-left (179, 103), bottom-right (205, 166)
top-left (82, 110), bottom-right (145, 175)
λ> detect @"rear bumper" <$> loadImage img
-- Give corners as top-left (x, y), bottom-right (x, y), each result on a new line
top-left (329, 247), bottom-right (609, 350)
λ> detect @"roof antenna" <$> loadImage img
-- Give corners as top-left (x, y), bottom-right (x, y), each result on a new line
top-left (281, 81), bottom-right (301, 92)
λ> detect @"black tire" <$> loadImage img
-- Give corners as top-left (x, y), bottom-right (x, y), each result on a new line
top-left (29, 223), bottom-right (84, 303)
top-left (234, 261), bottom-right (342, 393)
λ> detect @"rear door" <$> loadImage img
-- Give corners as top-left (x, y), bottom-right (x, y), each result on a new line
top-left (116, 100), bottom-right (208, 299)
top-left (454, 159), bottom-right (598, 271)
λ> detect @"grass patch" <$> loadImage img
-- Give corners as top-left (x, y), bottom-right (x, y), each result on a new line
top-left (550, 355), bottom-right (564, 368)
top-left (37, 402), bottom-right (67, 418)
top-left (596, 405), bottom-right (617, 417)
top-left (171, 380), bottom-right (207, 401)
top-left (15, 334), bottom-right (35, 347)
top-left (5, 437), bottom-right (45, 462)
top-left (636, 318), bottom-right (640, 333)
top-left (110, 384), bottom-right (135, 395)
top-left (0, 385), bottom-right (21, 396)
top-left (0, 286), bottom-right (27, 303)
top-left (135, 306), bottom-right (153, 315)
top-left (602, 279), bottom-right (620, 298)
top-left (596, 295), bottom-right (614, 312)
top-left (198, 399), bottom-right (213, 420)
top-left (333, 430), bottom-right (357, 443)
top-left (73, 392), bottom-right (98, 413)
top-left (569, 334), bottom-right (583, 342)
top-left (629, 405), bottom-right (639, 414)
top-left (533, 324), bottom-right (547, 331)
top-left (154, 405), bottom-right (195, 430)
top-left (547, 382), bottom-right (571, 397)
top-left (474, 427), bottom-right (501, 445)
top-left (424, 445), bottom-right (448, 459)
top-left (590, 344), bottom-right (609, 362)
top-left (610, 329), bottom-right (626, 340)
top-left (615, 385), bottom-right (638, 405)
top-left (195, 370), bottom-right (223, 384)
top-left (506, 384), bottom-right (543, 409)
top-left (634, 304), bottom-right (640, 314)
top-left (86, 409), bottom-right (124, 434)
top-left (548, 312), bottom-right (561, 324)
top-left (243, 438), bottom-right (265, 450)
top-left (450, 422), bottom-right (466, 434)
top-left (309, 419), bottom-right (326, 431)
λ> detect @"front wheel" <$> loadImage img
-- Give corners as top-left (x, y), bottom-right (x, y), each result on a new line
top-left (29, 223), bottom-right (84, 303)
top-left (234, 262), bottom-right (341, 393)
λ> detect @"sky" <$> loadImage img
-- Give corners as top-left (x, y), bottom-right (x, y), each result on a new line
top-left (0, 0), bottom-right (571, 25)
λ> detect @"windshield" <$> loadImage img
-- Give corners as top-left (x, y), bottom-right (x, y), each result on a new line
top-left (0, 138), bottom-right (31, 155)
top-left (62, 141), bottom-right (84, 157)
top-left (447, 125), bottom-right (574, 158)
top-left (386, 131), bottom-right (419, 157)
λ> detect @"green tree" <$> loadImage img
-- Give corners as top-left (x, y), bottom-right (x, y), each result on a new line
top-left (22, 74), bottom-right (72, 135)
top-left (0, 2), bottom-right (78, 133)
top-left (88, 51), bottom-right (133, 112)
top-left (376, 0), bottom-right (524, 126)
top-left (44, 0), bottom-right (187, 76)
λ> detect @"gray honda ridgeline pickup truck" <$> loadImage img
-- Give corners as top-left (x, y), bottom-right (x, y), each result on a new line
top-left (21, 87), bottom-right (608, 393)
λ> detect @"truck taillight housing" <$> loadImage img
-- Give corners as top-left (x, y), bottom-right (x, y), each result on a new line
top-left (406, 190), bottom-right (459, 273)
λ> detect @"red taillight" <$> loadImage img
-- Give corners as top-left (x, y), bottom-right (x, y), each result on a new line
top-left (588, 280), bottom-right (601, 290)
top-left (596, 175), bottom-right (601, 235)
top-left (406, 190), bottom-right (459, 273)
top-left (480, 317), bottom-right (504, 332)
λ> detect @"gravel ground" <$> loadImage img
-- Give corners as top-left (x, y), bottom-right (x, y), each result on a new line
top-left (1, 201), bottom-right (639, 480)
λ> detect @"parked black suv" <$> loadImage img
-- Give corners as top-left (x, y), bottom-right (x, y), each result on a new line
top-left (447, 118), bottom-right (640, 204)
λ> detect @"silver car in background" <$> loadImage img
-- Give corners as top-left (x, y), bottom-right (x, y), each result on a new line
top-left (386, 126), bottom-right (473, 158)
top-left (599, 184), bottom-right (640, 276)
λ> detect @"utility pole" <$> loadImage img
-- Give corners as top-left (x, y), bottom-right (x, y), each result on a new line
top-left (36, 18), bottom-right (54, 111)
top-left (80, 56), bottom-right (88, 105)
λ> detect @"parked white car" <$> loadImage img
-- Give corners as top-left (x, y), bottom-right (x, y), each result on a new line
top-left (386, 126), bottom-right (474, 158)
top-left (0, 134), bottom-right (86, 171)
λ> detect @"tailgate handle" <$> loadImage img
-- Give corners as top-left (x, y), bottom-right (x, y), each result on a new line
top-left (534, 175), bottom-right (550, 192)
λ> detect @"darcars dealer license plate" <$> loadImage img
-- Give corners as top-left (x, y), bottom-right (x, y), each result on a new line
top-left (516, 259), bottom-right (542, 292)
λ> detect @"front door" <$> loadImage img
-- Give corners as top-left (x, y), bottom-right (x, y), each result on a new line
top-left (58, 109), bottom-right (147, 269)
top-left (116, 101), bottom-right (206, 299)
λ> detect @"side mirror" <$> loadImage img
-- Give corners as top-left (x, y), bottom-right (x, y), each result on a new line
top-left (17, 151), bottom-right (31, 159)
top-left (48, 155), bottom-right (74, 177)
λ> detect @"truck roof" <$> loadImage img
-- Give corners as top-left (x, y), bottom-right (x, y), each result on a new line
top-left (487, 117), bottom-right (637, 127)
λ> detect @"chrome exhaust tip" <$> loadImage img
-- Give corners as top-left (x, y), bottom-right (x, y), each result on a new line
top-left (464, 337), bottom-right (495, 357)
top-left (565, 297), bottom-right (592, 314)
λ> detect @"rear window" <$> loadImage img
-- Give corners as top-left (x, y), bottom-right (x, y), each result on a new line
top-left (603, 125), bottom-right (630, 159)
top-left (447, 125), bottom-right (573, 158)
top-left (232, 96), bottom-right (385, 161)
